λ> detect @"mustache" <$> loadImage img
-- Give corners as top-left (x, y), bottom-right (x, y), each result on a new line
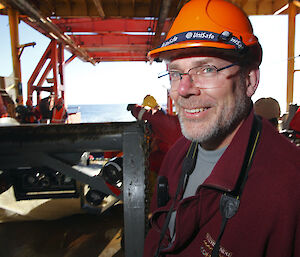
top-left (176, 97), bottom-right (215, 109)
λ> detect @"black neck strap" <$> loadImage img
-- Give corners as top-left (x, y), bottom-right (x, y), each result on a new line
top-left (154, 141), bottom-right (198, 257)
top-left (211, 115), bottom-right (262, 257)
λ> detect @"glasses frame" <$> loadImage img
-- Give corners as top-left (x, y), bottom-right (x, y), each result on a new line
top-left (158, 62), bottom-right (239, 82)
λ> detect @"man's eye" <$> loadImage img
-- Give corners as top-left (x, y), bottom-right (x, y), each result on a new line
top-left (192, 66), bottom-right (216, 76)
top-left (202, 66), bottom-right (215, 73)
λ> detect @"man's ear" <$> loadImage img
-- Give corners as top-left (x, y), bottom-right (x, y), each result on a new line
top-left (246, 68), bottom-right (260, 97)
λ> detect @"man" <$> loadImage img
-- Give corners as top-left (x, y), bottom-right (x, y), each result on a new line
top-left (143, 0), bottom-right (300, 256)
top-left (127, 95), bottom-right (182, 202)
top-left (51, 97), bottom-right (68, 123)
top-left (254, 97), bottom-right (281, 129)
top-left (127, 95), bottom-right (182, 174)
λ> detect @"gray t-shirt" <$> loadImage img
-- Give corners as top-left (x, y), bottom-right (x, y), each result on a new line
top-left (169, 144), bottom-right (227, 240)
top-left (183, 145), bottom-right (227, 198)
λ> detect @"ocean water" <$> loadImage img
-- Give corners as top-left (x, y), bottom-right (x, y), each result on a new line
top-left (68, 104), bottom-right (136, 123)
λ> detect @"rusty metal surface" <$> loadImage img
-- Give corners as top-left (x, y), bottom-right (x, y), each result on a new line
top-left (0, 122), bottom-right (134, 142)
top-left (0, 122), bottom-right (136, 154)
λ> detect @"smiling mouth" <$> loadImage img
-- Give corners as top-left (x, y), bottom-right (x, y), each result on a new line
top-left (185, 107), bottom-right (209, 114)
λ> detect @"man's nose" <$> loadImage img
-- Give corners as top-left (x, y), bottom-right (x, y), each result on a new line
top-left (177, 75), bottom-right (201, 97)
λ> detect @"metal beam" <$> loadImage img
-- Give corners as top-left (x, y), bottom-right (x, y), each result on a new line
top-left (0, 122), bottom-right (129, 153)
top-left (51, 39), bottom-right (59, 98)
top-left (52, 18), bottom-right (160, 33)
top-left (152, 0), bottom-right (173, 48)
top-left (90, 50), bottom-right (146, 56)
top-left (71, 34), bottom-right (151, 46)
top-left (58, 43), bottom-right (65, 99)
top-left (7, 7), bottom-right (22, 104)
top-left (90, 52), bottom-right (148, 62)
top-left (27, 40), bottom-right (63, 102)
top-left (86, 46), bottom-right (148, 52)
top-left (286, 1), bottom-right (296, 109)
top-left (92, 0), bottom-right (105, 18)
top-left (123, 124), bottom-right (146, 257)
top-left (93, 56), bottom-right (148, 62)
top-left (1, 0), bottom-right (96, 64)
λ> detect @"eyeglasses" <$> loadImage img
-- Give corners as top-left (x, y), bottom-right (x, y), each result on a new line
top-left (158, 63), bottom-right (238, 85)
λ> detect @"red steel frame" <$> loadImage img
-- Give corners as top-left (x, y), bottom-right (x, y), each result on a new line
top-left (27, 39), bottom-right (75, 104)
top-left (167, 90), bottom-right (173, 115)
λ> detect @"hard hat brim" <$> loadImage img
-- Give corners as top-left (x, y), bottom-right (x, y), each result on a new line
top-left (148, 41), bottom-right (244, 61)
top-left (148, 40), bottom-right (262, 66)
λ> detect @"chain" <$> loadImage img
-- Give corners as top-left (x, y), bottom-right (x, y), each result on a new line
top-left (141, 121), bottom-right (152, 235)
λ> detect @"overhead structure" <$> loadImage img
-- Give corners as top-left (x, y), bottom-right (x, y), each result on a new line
top-left (0, 0), bottom-right (299, 106)
top-left (0, 0), bottom-right (181, 63)
top-left (0, 0), bottom-right (298, 63)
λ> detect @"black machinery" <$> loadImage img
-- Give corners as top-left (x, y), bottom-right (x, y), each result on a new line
top-left (0, 121), bottom-right (148, 257)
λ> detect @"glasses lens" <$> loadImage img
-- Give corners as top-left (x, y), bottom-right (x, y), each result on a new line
top-left (169, 71), bottom-right (182, 81)
top-left (158, 63), bottom-right (236, 90)
top-left (190, 65), bottom-right (217, 81)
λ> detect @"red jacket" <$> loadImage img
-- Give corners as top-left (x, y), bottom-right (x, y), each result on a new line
top-left (130, 105), bottom-right (182, 173)
top-left (130, 105), bottom-right (182, 148)
top-left (143, 110), bottom-right (300, 257)
top-left (290, 107), bottom-right (300, 138)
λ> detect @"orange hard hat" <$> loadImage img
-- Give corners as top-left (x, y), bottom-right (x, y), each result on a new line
top-left (148, 0), bottom-right (262, 65)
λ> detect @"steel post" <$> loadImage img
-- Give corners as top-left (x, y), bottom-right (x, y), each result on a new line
top-left (123, 123), bottom-right (146, 257)
top-left (8, 7), bottom-right (22, 104)
top-left (287, 1), bottom-right (296, 110)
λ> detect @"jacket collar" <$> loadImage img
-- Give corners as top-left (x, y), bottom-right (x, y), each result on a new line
top-left (202, 110), bottom-right (255, 192)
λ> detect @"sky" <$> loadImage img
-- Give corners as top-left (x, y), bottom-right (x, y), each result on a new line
top-left (0, 14), bottom-right (299, 114)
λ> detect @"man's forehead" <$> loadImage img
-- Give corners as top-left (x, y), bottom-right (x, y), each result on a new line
top-left (162, 47), bottom-right (239, 64)
top-left (168, 56), bottom-right (230, 69)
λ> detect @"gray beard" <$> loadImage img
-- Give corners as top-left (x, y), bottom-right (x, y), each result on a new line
top-left (179, 82), bottom-right (251, 144)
